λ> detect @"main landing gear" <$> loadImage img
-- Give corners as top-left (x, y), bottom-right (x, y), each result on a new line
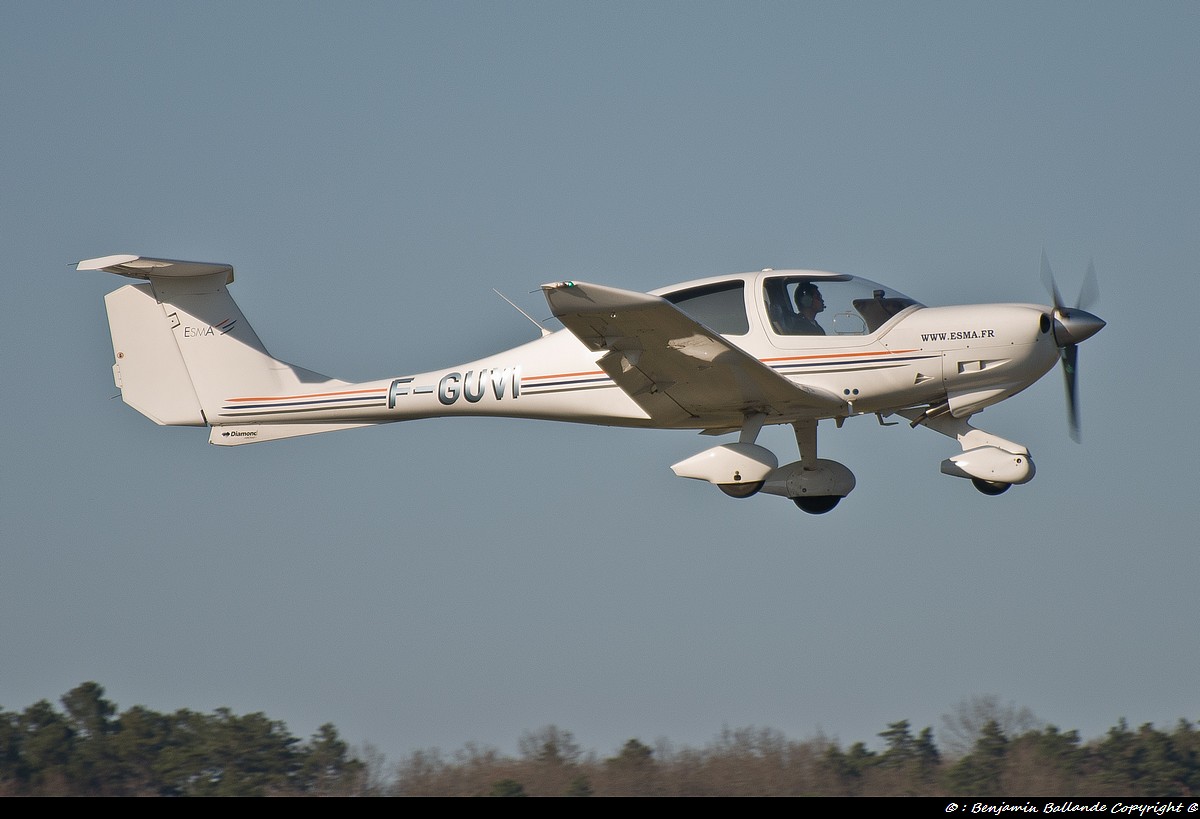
top-left (670, 415), bottom-right (855, 513)
top-left (718, 481), bottom-right (765, 499)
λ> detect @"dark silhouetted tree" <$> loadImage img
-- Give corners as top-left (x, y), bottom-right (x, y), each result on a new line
top-left (488, 777), bottom-right (526, 796)
top-left (947, 719), bottom-right (1008, 794)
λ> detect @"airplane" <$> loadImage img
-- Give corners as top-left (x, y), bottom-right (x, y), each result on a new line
top-left (78, 253), bottom-right (1104, 513)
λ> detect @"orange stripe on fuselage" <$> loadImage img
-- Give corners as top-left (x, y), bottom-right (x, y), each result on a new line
top-left (761, 349), bottom-right (919, 363)
top-left (522, 370), bottom-right (606, 381)
top-left (523, 351), bottom-right (921, 384)
top-left (226, 387), bottom-right (386, 402)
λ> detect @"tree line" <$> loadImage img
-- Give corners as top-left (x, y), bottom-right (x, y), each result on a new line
top-left (2, 683), bottom-right (1197, 796)
top-left (0, 682), bottom-right (363, 796)
top-left (394, 718), bottom-right (1200, 796)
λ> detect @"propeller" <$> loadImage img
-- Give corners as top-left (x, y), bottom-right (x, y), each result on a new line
top-left (1040, 252), bottom-right (1105, 442)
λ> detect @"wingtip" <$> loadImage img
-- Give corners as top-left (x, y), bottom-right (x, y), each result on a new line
top-left (77, 253), bottom-right (139, 272)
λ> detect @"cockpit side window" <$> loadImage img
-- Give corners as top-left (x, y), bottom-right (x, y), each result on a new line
top-left (765, 278), bottom-right (827, 335)
top-left (663, 281), bottom-right (749, 335)
top-left (763, 275), bottom-right (922, 337)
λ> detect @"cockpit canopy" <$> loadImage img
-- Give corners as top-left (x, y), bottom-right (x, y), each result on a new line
top-left (763, 273), bottom-right (922, 336)
top-left (657, 271), bottom-right (922, 338)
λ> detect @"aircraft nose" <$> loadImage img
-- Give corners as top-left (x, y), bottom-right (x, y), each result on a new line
top-left (1051, 308), bottom-right (1105, 347)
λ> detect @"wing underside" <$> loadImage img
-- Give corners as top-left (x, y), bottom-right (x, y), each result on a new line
top-left (541, 281), bottom-right (845, 428)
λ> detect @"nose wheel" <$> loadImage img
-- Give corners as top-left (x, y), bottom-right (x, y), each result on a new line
top-left (971, 478), bottom-right (1011, 496)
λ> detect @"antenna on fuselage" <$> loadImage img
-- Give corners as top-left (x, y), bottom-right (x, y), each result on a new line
top-left (494, 289), bottom-right (552, 337)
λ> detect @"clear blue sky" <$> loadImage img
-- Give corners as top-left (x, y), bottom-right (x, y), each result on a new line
top-left (3, 2), bottom-right (1197, 763)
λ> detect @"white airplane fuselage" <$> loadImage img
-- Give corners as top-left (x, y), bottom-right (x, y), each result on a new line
top-left (206, 271), bottom-right (1060, 439)
top-left (86, 256), bottom-right (1101, 510)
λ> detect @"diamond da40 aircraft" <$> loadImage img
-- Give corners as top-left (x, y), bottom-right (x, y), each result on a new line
top-left (80, 253), bottom-right (1104, 513)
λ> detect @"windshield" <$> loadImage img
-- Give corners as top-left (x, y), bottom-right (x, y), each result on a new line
top-left (763, 274), bottom-right (922, 336)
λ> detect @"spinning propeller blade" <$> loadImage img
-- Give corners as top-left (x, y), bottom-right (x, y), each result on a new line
top-left (1041, 254), bottom-right (1105, 442)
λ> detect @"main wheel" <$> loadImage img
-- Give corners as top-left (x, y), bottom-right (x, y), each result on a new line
top-left (719, 481), bottom-right (764, 499)
top-left (972, 478), bottom-right (1011, 496)
top-left (792, 495), bottom-right (841, 514)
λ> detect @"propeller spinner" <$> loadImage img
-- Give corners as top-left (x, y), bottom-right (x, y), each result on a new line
top-left (1040, 253), bottom-right (1105, 442)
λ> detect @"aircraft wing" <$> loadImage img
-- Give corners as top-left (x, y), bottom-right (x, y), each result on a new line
top-left (541, 280), bottom-right (845, 426)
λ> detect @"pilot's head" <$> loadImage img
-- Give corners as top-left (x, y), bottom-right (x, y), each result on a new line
top-left (796, 282), bottom-right (824, 315)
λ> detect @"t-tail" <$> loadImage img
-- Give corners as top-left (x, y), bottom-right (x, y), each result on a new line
top-left (80, 255), bottom-right (378, 445)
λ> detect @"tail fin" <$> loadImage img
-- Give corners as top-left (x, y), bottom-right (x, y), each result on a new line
top-left (81, 255), bottom-right (345, 427)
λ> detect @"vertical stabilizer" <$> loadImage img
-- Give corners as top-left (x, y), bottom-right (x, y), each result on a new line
top-left (82, 255), bottom-right (344, 427)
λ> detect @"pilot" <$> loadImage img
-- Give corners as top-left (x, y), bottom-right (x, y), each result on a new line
top-left (792, 282), bottom-right (826, 335)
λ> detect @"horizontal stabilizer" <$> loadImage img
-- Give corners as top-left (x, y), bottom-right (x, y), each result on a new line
top-left (78, 255), bottom-right (234, 283)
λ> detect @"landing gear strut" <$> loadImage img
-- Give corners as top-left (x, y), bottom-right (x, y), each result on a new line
top-left (758, 420), bottom-right (855, 513)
